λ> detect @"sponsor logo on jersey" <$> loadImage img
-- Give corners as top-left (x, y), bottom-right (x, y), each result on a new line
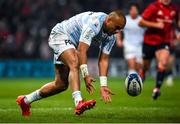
top-left (157, 10), bottom-right (163, 16)
top-left (84, 29), bottom-right (94, 40)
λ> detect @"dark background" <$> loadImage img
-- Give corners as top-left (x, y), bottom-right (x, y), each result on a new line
top-left (0, 0), bottom-right (180, 59)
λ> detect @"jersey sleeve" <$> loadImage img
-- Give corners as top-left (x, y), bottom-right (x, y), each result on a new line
top-left (142, 4), bottom-right (157, 20)
top-left (99, 35), bottom-right (115, 55)
top-left (79, 25), bottom-right (96, 46)
top-left (79, 18), bottom-right (101, 46)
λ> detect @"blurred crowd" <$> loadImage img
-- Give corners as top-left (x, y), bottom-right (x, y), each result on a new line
top-left (0, 0), bottom-right (179, 59)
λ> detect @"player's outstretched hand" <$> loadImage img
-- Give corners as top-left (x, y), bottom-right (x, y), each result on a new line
top-left (84, 75), bottom-right (96, 95)
top-left (100, 86), bottom-right (115, 103)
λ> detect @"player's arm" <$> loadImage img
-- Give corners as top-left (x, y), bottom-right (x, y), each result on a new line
top-left (98, 51), bottom-right (114, 103)
top-left (98, 51), bottom-right (109, 78)
top-left (78, 25), bottom-right (97, 94)
top-left (98, 36), bottom-right (116, 103)
top-left (139, 18), bottom-right (164, 29)
top-left (139, 4), bottom-right (164, 29)
top-left (116, 32), bottom-right (123, 48)
top-left (78, 41), bottom-right (96, 95)
top-left (175, 10), bottom-right (180, 40)
top-left (78, 42), bottom-right (89, 67)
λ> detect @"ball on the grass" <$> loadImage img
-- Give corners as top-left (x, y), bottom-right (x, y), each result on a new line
top-left (125, 73), bottom-right (143, 96)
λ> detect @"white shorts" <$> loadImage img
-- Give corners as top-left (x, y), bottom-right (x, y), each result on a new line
top-left (123, 44), bottom-right (142, 64)
top-left (48, 31), bottom-right (75, 64)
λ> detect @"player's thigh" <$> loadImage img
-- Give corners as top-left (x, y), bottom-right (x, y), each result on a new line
top-left (55, 64), bottom-right (69, 87)
top-left (127, 58), bottom-right (136, 69)
top-left (142, 43), bottom-right (154, 70)
top-left (48, 31), bottom-right (78, 68)
top-left (168, 54), bottom-right (175, 67)
top-left (59, 48), bottom-right (79, 69)
top-left (155, 48), bottom-right (170, 66)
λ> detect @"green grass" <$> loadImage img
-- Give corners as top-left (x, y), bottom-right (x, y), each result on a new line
top-left (0, 77), bottom-right (180, 123)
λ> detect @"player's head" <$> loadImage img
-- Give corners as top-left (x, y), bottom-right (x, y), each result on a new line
top-left (160, 0), bottom-right (172, 6)
top-left (103, 10), bottom-right (126, 36)
top-left (129, 3), bottom-right (139, 18)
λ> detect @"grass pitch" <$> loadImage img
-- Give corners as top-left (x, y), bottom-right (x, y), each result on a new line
top-left (0, 77), bottom-right (180, 123)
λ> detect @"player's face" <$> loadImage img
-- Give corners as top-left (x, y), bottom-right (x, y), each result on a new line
top-left (160, 0), bottom-right (172, 6)
top-left (103, 16), bottom-right (125, 36)
top-left (129, 6), bottom-right (139, 18)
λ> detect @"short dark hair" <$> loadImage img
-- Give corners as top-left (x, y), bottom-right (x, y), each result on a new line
top-left (110, 10), bottom-right (126, 22)
top-left (129, 2), bottom-right (140, 10)
top-left (109, 10), bottom-right (126, 28)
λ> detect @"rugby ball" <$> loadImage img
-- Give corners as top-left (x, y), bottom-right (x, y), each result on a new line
top-left (125, 73), bottom-right (143, 96)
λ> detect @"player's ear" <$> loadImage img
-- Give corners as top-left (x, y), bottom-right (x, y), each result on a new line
top-left (105, 17), bottom-right (111, 25)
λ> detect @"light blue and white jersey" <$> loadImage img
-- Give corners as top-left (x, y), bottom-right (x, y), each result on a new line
top-left (51, 11), bottom-right (115, 55)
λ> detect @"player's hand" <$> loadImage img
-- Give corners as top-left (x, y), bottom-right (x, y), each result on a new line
top-left (155, 22), bottom-right (164, 29)
top-left (116, 39), bottom-right (123, 48)
top-left (177, 33), bottom-right (180, 41)
top-left (84, 75), bottom-right (96, 95)
top-left (100, 86), bottom-right (115, 103)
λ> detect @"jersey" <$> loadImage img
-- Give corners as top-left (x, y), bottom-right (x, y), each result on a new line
top-left (142, 1), bottom-right (179, 45)
top-left (51, 12), bottom-right (115, 55)
top-left (123, 15), bottom-right (145, 47)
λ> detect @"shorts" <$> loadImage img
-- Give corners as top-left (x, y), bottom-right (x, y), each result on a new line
top-left (142, 42), bottom-right (170, 60)
top-left (48, 31), bottom-right (75, 64)
top-left (123, 44), bottom-right (142, 64)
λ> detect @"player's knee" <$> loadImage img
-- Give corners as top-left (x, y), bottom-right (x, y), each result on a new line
top-left (54, 80), bottom-right (69, 92)
top-left (62, 82), bottom-right (69, 91)
top-left (68, 59), bottom-right (79, 71)
top-left (159, 60), bottom-right (168, 70)
top-left (158, 63), bottom-right (166, 71)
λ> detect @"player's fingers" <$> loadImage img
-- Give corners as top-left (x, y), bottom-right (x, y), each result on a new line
top-left (102, 95), bottom-right (106, 103)
top-left (103, 95), bottom-right (109, 104)
top-left (107, 95), bottom-right (112, 103)
top-left (86, 86), bottom-right (91, 94)
top-left (107, 89), bottom-right (115, 95)
top-left (90, 83), bottom-right (96, 91)
top-left (88, 82), bottom-right (95, 91)
top-left (91, 78), bottom-right (96, 82)
top-left (88, 84), bottom-right (95, 95)
top-left (89, 87), bottom-right (94, 95)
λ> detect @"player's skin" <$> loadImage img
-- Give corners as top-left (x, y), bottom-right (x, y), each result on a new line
top-left (39, 11), bottom-right (126, 103)
top-left (139, 0), bottom-right (180, 75)
top-left (116, 4), bottom-right (142, 73)
top-left (165, 28), bottom-right (180, 80)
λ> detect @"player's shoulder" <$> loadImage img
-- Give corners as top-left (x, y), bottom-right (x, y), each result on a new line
top-left (88, 12), bottom-right (107, 33)
top-left (90, 12), bottom-right (107, 25)
top-left (170, 3), bottom-right (179, 11)
top-left (146, 2), bottom-right (159, 10)
top-left (125, 15), bottom-right (131, 19)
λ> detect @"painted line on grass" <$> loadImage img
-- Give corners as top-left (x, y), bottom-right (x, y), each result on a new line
top-left (0, 107), bottom-right (73, 112)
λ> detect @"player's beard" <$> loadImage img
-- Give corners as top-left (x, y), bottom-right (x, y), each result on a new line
top-left (102, 25), bottom-right (113, 36)
top-left (160, 0), bottom-right (171, 6)
top-left (103, 28), bottom-right (113, 36)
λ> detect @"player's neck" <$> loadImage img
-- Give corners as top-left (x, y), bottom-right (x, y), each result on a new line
top-left (131, 15), bottom-right (138, 19)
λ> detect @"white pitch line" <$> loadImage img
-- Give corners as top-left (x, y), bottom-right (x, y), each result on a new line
top-left (0, 107), bottom-right (73, 112)
top-left (0, 106), bottom-right (177, 112)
